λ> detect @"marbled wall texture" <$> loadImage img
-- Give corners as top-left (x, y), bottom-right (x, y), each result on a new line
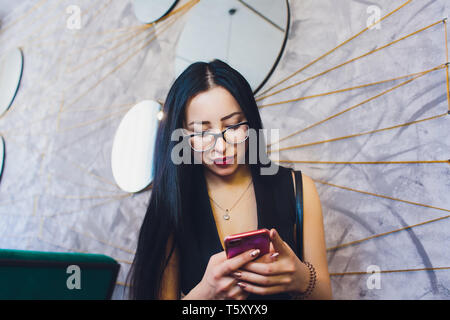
top-left (0, 0), bottom-right (448, 299)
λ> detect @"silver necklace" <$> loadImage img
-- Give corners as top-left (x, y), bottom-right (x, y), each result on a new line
top-left (208, 179), bottom-right (253, 221)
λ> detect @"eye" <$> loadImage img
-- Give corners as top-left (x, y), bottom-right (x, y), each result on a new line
top-left (226, 123), bottom-right (241, 129)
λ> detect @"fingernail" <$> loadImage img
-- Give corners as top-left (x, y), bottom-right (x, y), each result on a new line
top-left (237, 282), bottom-right (246, 288)
top-left (251, 249), bottom-right (260, 257)
top-left (233, 271), bottom-right (242, 278)
top-left (270, 252), bottom-right (280, 259)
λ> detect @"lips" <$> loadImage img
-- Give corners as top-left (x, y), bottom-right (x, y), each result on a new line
top-left (213, 156), bottom-right (234, 165)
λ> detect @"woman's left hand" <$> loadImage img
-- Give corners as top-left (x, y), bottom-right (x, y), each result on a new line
top-left (233, 228), bottom-right (309, 296)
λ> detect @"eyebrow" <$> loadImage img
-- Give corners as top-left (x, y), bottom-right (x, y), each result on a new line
top-left (187, 111), bottom-right (243, 126)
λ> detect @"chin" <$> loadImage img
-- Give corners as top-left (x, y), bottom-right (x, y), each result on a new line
top-left (208, 163), bottom-right (239, 176)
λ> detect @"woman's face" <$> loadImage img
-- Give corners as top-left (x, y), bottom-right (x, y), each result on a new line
top-left (183, 86), bottom-right (249, 177)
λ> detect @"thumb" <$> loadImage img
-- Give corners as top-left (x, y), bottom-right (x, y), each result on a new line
top-left (270, 228), bottom-right (287, 254)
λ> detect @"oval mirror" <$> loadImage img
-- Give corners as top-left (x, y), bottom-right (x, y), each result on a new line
top-left (0, 136), bottom-right (4, 183)
top-left (133, 0), bottom-right (179, 24)
top-left (175, 0), bottom-right (290, 94)
top-left (111, 100), bottom-right (161, 193)
top-left (0, 47), bottom-right (24, 117)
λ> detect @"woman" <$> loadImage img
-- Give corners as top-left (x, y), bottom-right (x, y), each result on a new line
top-left (128, 59), bottom-right (332, 300)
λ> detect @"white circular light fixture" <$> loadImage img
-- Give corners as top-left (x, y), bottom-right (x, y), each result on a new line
top-left (111, 100), bottom-right (161, 193)
top-left (0, 47), bottom-right (24, 117)
top-left (0, 136), bottom-right (5, 183)
top-left (175, 0), bottom-right (290, 93)
top-left (133, 0), bottom-right (179, 24)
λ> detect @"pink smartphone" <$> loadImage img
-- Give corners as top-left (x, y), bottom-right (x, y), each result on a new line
top-left (224, 228), bottom-right (270, 259)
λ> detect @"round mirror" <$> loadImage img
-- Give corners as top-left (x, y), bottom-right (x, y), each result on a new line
top-left (111, 100), bottom-right (161, 193)
top-left (0, 136), bottom-right (5, 183)
top-left (175, 0), bottom-right (290, 93)
top-left (133, 0), bottom-right (179, 24)
top-left (0, 47), bottom-right (23, 117)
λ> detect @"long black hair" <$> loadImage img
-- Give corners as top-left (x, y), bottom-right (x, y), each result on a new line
top-left (127, 59), bottom-right (273, 299)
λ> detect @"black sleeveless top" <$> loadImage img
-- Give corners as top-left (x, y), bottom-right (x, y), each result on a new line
top-left (178, 164), bottom-right (302, 300)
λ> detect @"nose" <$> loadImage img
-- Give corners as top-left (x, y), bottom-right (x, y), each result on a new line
top-left (213, 134), bottom-right (226, 155)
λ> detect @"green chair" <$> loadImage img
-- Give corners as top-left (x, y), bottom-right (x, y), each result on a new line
top-left (0, 248), bottom-right (120, 300)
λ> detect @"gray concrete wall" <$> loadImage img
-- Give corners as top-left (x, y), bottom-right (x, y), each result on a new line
top-left (0, 0), bottom-right (448, 299)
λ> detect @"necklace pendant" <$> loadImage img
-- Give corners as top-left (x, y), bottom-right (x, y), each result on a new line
top-left (223, 209), bottom-right (230, 220)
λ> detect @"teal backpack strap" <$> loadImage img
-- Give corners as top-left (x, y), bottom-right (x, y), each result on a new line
top-left (293, 169), bottom-right (304, 262)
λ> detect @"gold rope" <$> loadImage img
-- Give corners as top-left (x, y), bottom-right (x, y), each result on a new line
top-left (63, 27), bottom-right (153, 91)
top-left (1, 109), bottom-right (61, 136)
top-left (254, 0), bottom-right (412, 98)
top-left (25, 0), bottom-right (199, 111)
top-left (67, 226), bottom-right (135, 255)
top-left (0, 0), bottom-right (49, 36)
top-left (314, 179), bottom-right (450, 214)
top-left (61, 0), bottom-right (199, 112)
top-left (57, 105), bottom-right (130, 133)
top-left (49, 193), bottom-right (132, 200)
top-left (56, 94), bottom-right (65, 132)
top-left (83, 0), bottom-right (114, 27)
top-left (4, 133), bottom-right (120, 190)
top-left (330, 266), bottom-right (450, 276)
top-left (63, 38), bottom-right (155, 109)
top-left (47, 171), bottom-right (124, 194)
top-left (62, 0), bottom-right (190, 43)
top-left (327, 214), bottom-right (450, 251)
top-left (11, 0), bottom-right (109, 47)
top-left (63, 0), bottom-right (195, 61)
top-left (60, 102), bottom-right (137, 113)
top-left (258, 69), bottom-right (439, 109)
top-left (277, 160), bottom-right (450, 165)
top-left (10, 0), bottom-right (65, 42)
top-left (55, 152), bottom-right (119, 188)
top-left (269, 112), bottom-right (447, 153)
top-left (72, 24), bottom-right (149, 37)
top-left (65, 0), bottom-right (192, 72)
top-left (444, 19), bottom-right (450, 113)
top-left (257, 19), bottom-right (444, 102)
top-left (0, 196), bottom-right (39, 208)
top-left (267, 65), bottom-right (445, 150)
top-left (65, 26), bottom-right (153, 72)
top-left (33, 27), bottom-right (143, 57)
top-left (26, 3), bottom-right (137, 48)
top-left (65, 27), bottom-right (153, 78)
top-left (18, 0), bottom-right (69, 45)
top-left (46, 194), bottom-right (132, 219)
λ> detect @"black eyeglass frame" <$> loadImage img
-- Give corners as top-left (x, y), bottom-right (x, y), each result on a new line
top-left (183, 121), bottom-right (250, 152)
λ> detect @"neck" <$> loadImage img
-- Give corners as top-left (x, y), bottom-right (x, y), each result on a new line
top-left (204, 164), bottom-right (252, 191)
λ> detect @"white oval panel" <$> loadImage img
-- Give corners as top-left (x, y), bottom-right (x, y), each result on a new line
top-left (175, 0), bottom-right (290, 93)
top-left (0, 47), bottom-right (24, 117)
top-left (111, 100), bottom-right (161, 193)
top-left (133, 0), bottom-right (179, 24)
top-left (0, 136), bottom-right (4, 183)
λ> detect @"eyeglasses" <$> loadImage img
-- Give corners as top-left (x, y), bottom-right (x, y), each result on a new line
top-left (184, 121), bottom-right (250, 152)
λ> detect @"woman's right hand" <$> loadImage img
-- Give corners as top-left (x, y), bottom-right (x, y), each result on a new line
top-left (195, 248), bottom-right (262, 300)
